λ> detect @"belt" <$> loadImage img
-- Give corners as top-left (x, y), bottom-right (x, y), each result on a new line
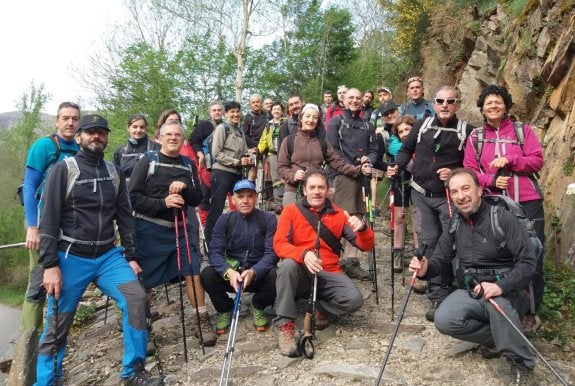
top-left (465, 267), bottom-right (511, 276)
top-left (59, 231), bottom-right (116, 247)
top-left (134, 212), bottom-right (177, 228)
top-left (410, 180), bottom-right (445, 198)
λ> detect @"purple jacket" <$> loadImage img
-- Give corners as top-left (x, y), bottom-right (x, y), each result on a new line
top-left (463, 117), bottom-right (543, 202)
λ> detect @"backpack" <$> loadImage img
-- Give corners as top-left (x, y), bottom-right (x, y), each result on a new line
top-left (145, 150), bottom-right (197, 189)
top-left (336, 113), bottom-right (373, 155)
top-left (416, 117), bottom-right (468, 151)
top-left (202, 122), bottom-right (232, 170)
top-left (63, 157), bottom-right (120, 200)
top-left (285, 132), bottom-right (328, 165)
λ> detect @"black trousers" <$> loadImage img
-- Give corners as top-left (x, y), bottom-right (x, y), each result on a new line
top-left (521, 199), bottom-right (545, 310)
top-left (205, 169), bottom-right (241, 244)
top-left (200, 265), bottom-right (277, 312)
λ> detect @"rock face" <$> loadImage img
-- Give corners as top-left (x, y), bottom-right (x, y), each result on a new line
top-left (422, 2), bottom-right (575, 268)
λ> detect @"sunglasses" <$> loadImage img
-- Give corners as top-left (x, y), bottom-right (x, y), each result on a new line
top-left (434, 98), bottom-right (458, 105)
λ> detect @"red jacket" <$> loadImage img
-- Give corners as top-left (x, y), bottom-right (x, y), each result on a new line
top-left (273, 199), bottom-right (374, 273)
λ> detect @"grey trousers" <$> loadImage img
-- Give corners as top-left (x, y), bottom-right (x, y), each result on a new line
top-left (410, 189), bottom-right (453, 303)
top-left (273, 258), bottom-right (364, 327)
top-left (434, 289), bottom-right (534, 368)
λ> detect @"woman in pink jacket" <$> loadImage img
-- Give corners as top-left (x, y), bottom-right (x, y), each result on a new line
top-left (463, 84), bottom-right (544, 332)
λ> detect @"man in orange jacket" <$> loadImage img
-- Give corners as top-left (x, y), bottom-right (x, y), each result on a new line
top-left (272, 169), bottom-right (374, 357)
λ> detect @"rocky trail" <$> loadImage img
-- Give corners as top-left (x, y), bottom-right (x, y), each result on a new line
top-left (11, 218), bottom-right (575, 386)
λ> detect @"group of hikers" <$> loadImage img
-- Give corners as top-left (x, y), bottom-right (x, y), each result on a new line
top-left (19, 76), bottom-right (547, 385)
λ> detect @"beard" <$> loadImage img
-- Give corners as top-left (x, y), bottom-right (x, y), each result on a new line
top-left (81, 140), bottom-right (107, 154)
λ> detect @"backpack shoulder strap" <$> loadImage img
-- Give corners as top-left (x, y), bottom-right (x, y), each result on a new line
top-left (63, 157), bottom-right (80, 200)
top-left (416, 117), bottom-right (435, 143)
top-left (145, 150), bottom-right (160, 181)
top-left (489, 201), bottom-right (506, 250)
top-left (49, 134), bottom-right (61, 163)
top-left (319, 136), bottom-right (328, 160)
top-left (295, 203), bottom-right (343, 255)
top-left (104, 161), bottom-right (120, 198)
top-left (448, 212), bottom-right (461, 252)
top-left (513, 121), bottom-right (525, 151)
top-left (286, 133), bottom-right (296, 164)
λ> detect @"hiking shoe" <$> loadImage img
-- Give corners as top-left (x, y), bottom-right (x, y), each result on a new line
top-left (478, 345), bottom-right (501, 359)
top-left (509, 359), bottom-right (534, 386)
top-left (425, 301), bottom-right (441, 322)
top-left (412, 278), bottom-right (427, 294)
top-left (393, 249), bottom-right (404, 273)
top-left (195, 313), bottom-right (217, 347)
top-left (315, 310), bottom-right (330, 330)
top-left (123, 362), bottom-right (163, 385)
top-left (341, 258), bottom-right (370, 280)
top-left (252, 307), bottom-right (268, 332)
top-left (521, 314), bottom-right (541, 333)
top-left (215, 312), bottom-right (232, 335)
top-left (278, 321), bottom-right (298, 357)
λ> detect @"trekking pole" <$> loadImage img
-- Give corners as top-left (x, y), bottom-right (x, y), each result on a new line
top-left (363, 172), bottom-right (379, 304)
top-left (138, 275), bottom-right (165, 382)
top-left (181, 209), bottom-right (205, 355)
top-left (174, 210), bottom-right (189, 363)
top-left (52, 295), bottom-right (59, 385)
top-left (219, 270), bottom-right (245, 386)
top-left (0, 242), bottom-right (25, 249)
top-left (300, 220), bottom-right (321, 359)
top-left (104, 296), bottom-right (110, 324)
top-left (445, 182), bottom-right (452, 218)
top-left (389, 176), bottom-right (396, 320)
top-left (376, 243), bottom-right (428, 385)
top-left (400, 171), bottom-right (407, 287)
top-left (259, 154), bottom-right (266, 210)
top-left (164, 283), bottom-right (171, 304)
top-left (241, 154), bottom-right (250, 180)
top-left (195, 207), bottom-right (209, 255)
top-left (464, 271), bottom-right (568, 386)
top-left (256, 180), bottom-right (284, 195)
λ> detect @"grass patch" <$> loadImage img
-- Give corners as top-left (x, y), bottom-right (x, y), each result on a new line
top-left (0, 285), bottom-right (26, 307)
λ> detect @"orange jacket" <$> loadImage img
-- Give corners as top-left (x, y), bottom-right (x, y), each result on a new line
top-left (273, 200), bottom-right (374, 273)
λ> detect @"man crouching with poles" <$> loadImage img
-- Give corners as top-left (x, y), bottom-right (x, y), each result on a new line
top-left (273, 169), bottom-right (374, 357)
top-left (408, 168), bottom-right (558, 385)
top-left (36, 115), bottom-right (161, 385)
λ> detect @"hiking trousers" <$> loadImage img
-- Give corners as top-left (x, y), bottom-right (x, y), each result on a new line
top-left (35, 247), bottom-right (148, 385)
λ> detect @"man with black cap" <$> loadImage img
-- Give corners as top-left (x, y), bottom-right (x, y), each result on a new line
top-left (36, 114), bottom-right (162, 385)
top-left (201, 179), bottom-right (277, 340)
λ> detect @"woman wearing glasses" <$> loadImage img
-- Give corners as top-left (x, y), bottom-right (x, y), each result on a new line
top-left (463, 84), bottom-right (544, 332)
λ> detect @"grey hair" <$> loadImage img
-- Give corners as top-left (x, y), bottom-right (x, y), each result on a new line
top-left (434, 86), bottom-right (459, 99)
top-left (159, 119), bottom-right (184, 136)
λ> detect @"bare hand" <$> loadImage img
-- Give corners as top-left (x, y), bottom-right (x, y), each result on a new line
top-left (240, 156), bottom-right (251, 166)
top-left (43, 267), bottom-right (63, 299)
top-left (437, 167), bottom-right (451, 181)
top-left (361, 163), bottom-right (372, 176)
top-left (26, 226), bottom-right (40, 250)
top-left (359, 156), bottom-right (371, 165)
top-left (227, 269), bottom-right (242, 292)
top-left (129, 261), bottom-right (142, 276)
top-left (197, 152), bottom-right (205, 168)
top-left (240, 269), bottom-right (256, 289)
top-left (408, 255), bottom-right (428, 277)
top-left (489, 157), bottom-right (509, 169)
top-left (168, 181), bottom-right (187, 194)
top-left (294, 169), bottom-right (306, 182)
top-left (304, 251), bottom-right (322, 274)
top-left (475, 282), bottom-right (503, 300)
top-left (165, 193), bottom-right (184, 208)
top-left (387, 165), bottom-right (398, 178)
top-left (495, 176), bottom-right (510, 190)
top-left (344, 210), bottom-right (365, 232)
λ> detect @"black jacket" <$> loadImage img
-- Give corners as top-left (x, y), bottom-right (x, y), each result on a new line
top-left (426, 200), bottom-right (536, 294)
top-left (39, 150), bottom-right (137, 267)
top-left (189, 119), bottom-right (220, 154)
top-left (242, 110), bottom-right (269, 148)
top-left (113, 135), bottom-right (161, 183)
top-left (395, 116), bottom-right (471, 195)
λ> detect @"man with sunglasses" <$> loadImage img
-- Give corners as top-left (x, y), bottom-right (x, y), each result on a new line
top-left (389, 86), bottom-right (472, 322)
top-left (400, 76), bottom-right (435, 119)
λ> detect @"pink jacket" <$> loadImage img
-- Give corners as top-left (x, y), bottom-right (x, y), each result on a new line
top-left (463, 117), bottom-right (543, 202)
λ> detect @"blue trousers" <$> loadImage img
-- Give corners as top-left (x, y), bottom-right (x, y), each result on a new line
top-left (35, 247), bottom-right (148, 385)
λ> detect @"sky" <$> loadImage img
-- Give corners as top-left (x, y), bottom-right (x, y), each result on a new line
top-left (0, 0), bottom-right (127, 114)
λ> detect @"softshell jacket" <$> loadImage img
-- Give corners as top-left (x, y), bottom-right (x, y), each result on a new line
top-left (243, 110), bottom-right (269, 148)
top-left (113, 135), bottom-right (161, 183)
top-left (273, 198), bottom-right (374, 273)
top-left (258, 118), bottom-right (285, 155)
top-left (463, 117), bottom-right (543, 202)
top-left (39, 150), bottom-right (137, 267)
top-left (395, 116), bottom-right (470, 195)
top-left (425, 200), bottom-right (536, 294)
top-left (212, 121), bottom-right (248, 175)
top-left (277, 129), bottom-right (362, 193)
top-left (208, 209), bottom-right (277, 279)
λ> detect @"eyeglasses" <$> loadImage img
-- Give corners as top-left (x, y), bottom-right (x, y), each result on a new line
top-left (434, 98), bottom-right (458, 105)
top-left (407, 77), bottom-right (422, 85)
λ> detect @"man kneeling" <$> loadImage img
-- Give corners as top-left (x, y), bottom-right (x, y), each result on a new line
top-left (201, 180), bottom-right (277, 340)
top-left (273, 169), bottom-right (374, 357)
top-left (409, 168), bottom-right (536, 384)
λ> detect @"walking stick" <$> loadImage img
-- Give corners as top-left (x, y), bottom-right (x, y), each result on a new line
top-left (181, 209), bottom-right (205, 355)
top-left (219, 275), bottom-right (244, 386)
top-left (389, 181), bottom-right (395, 320)
top-left (0, 241), bottom-right (25, 249)
top-left (300, 220), bottom-right (321, 359)
top-left (376, 243), bottom-right (428, 385)
top-left (465, 271), bottom-right (568, 386)
top-left (174, 211), bottom-right (189, 362)
top-left (363, 173), bottom-right (379, 304)
top-left (52, 295), bottom-right (59, 385)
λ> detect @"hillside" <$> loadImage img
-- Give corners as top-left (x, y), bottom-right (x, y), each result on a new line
top-left (0, 111), bottom-right (54, 131)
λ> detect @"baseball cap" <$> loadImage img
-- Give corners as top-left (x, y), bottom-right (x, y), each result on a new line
top-left (77, 114), bottom-right (110, 133)
top-left (380, 101), bottom-right (399, 116)
top-left (377, 86), bottom-right (393, 98)
top-left (233, 179), bottom-right (256, 193)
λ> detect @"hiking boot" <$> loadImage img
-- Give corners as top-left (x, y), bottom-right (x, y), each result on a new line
top-left (278, 321), bottom-right (298, 357)
top-left (392, 249), bottom-right (404, 273)
top-left (315, 309), bottom-right (330, 331)
top-left (341, 258), bottom-right (370, 281)
top-left (195, 313), bottom-right (217, 347)
top-left (521, 314), bottom-right (541, 333)
top-left (215, 311), bottom-right (232, 335)
top-left (252, 307), bottom-right (268, 332)
top-left (425, 301), bottom-right (441, 322)
top-left (509, 359), bottom-right (534, 386)
top-left (412, 278), bottom-right (427, 294)
top-left (123, 362), bottom-right (163, 385)
top-left (478, 345), bottom-right (501, 359)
